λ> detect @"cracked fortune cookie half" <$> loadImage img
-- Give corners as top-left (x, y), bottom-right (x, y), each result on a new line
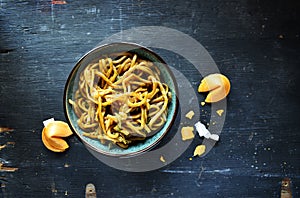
top-left (198, 73), bottom-right (231, 103)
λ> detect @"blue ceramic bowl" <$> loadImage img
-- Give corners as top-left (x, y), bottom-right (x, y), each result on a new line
top-left (64, 42), bottom-right (178, 157)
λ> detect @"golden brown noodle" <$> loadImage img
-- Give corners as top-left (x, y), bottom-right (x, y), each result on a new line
top-left (69, 53), bottom-right (172, 149)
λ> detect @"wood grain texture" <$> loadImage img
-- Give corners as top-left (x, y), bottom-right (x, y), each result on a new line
top-left (1, 0), bottom-right (299, 197)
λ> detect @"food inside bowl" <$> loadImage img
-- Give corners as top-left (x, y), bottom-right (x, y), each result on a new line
top-left (68, 52), bottom-right (172, 149)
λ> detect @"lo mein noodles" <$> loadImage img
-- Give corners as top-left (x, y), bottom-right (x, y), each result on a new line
top-left (69, 53), bottom-right (172, 149)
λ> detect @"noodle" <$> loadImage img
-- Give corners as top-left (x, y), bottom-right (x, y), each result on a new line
top-left (69, 53), bottom-right (172, 149)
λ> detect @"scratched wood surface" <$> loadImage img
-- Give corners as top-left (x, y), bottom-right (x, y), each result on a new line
top-left (1, 0), bottom-right (300, 197)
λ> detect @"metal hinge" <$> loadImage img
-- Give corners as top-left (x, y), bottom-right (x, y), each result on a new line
top-left (85, 183), bottom-right (97, 198)
top-left (281, 177), bottom-right (292, 198)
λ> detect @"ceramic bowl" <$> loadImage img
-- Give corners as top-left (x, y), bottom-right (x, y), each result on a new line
top-left (64, 42), bottom-right (178, 157)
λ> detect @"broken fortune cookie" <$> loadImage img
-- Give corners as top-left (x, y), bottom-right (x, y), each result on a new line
top-left (198, 73), bottom-right (231, 103)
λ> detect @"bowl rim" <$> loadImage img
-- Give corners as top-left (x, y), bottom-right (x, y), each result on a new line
top-left (63, 42), bottom-right (179, 157)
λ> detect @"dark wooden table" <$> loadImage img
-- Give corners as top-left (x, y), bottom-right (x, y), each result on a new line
top-left (1, 0), bottom-right (299, 197)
